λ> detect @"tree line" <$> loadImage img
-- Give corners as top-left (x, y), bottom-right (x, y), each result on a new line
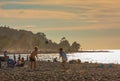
top-left (0, 26), bottom-right (80, 53)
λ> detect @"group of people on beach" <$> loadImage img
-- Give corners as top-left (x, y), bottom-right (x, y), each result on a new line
top-left (0, 50), bottom-right (25, 68)
top-left (0, 47), bottom-right (68, 70)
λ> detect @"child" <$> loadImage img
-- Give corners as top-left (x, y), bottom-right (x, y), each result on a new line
top-left (59, 48), bottom-right (67, 69)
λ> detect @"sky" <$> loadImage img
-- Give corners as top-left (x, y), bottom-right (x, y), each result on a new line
top-left (0, 0), bottom-right (120, 50)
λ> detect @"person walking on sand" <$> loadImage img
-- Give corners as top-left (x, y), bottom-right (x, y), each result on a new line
top-left (59, 48), bottom-right (68, 69)
top-left (29, 47), bottom-right (38, 70)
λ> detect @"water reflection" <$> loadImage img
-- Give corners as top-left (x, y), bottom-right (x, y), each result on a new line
top-left (0, 50), bottom-right (120, 64)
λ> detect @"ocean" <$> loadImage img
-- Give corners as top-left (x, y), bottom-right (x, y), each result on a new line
top-left (1, 50), bottom-right (120, 64)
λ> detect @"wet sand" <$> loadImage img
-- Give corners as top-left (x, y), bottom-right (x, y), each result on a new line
top-left (0, 61), bottom-right (120, 81)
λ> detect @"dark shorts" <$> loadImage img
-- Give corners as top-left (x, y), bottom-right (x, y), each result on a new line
top-left (30, 57), bottom-right (36, 62)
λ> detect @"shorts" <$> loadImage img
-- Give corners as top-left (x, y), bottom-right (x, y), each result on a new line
top-left (29, 57), bottom-right (36, 62)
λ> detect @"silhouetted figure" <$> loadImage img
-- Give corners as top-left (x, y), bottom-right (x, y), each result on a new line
top-left (4, 50), bottom-right (8, 61)
top-left (53, 57), bottom-right (58, 62)
top-left (22, 57), bottom-right (24, 62)
top-left (78, 59), bottom-right (81, 64)
top-left (3, 50), bottom-right (7, 57)
top-left (21, 57), bottom-right (25, 66)
top-left (13, 54), bottom-right (16, 62)
top-left (29, 47), bottom-right (38, 70)
top-left (18, 54), bottom-right (21, 61)
top-left (59, 48), bottom-right (68, 69)
top-left (15, 57), bottom-right (25, 67)
top-left (27, 55), bottom-right (29, 61)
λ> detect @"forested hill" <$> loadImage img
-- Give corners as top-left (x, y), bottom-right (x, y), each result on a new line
top-left (0, 26), bottom-right (80, 53)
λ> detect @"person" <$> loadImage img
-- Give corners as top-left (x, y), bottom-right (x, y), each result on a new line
top-left (53, 57), bottom-right (58, 62)
top-left (59, 48), bottom-right (68, 69)
top-left (3, 50), bottom-right (8, 61)
top-left (3, 50), bottom-right (7, 57)
top-left (15, 57), bottom-right (25, 67)
top-left (7, 58), bottom-right (16, 68)
top-left (77, 59), bottom-right (81, 64)
top-left (18, 54), bottom-right (21, 61)
top-left (13, 54), bottom-right (16, 62)
top-left (27, 55), bottom-right (29, 61)
top-left (21, 57), bottom-right (25, 66)
top-left (29, 47), bottom-right (38, 70)
top-left (0, 58), bottom-right (1, 69)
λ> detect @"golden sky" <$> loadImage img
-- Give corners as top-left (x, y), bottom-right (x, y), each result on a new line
top-left (0, 0), bottom-right (120, 50)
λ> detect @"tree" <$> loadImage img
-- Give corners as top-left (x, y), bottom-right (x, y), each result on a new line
top-left (0, 26), bottom-right (81, 53)
top-left (71, 41), bottom-right (80, 52)
top-left (59, 37), bottom-right (71, 52)
top-left (60, 37), bottom-right (66, 42)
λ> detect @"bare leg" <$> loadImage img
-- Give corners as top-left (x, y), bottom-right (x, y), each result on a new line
top-left (34, 61), bottom-right (36, 69)
top-left (62, 61), bottom-right (66, 69)
top-left (30, 62), bottom-right (34, 69)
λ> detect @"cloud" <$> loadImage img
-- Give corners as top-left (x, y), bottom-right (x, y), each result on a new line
top-left (42, 26), bottom-right (119, 31)
top-left (1, 0), bottom-right (120, 6)
top-left (1, 0), bottom-right (120, 21)
top-left (0, 0), bottom-right (120, 31)
top-left (0, 9), bottom-right (77, 19)
top-left (16, 23), bottom-right (120, 32)
top-left (1, 0), bottom-right (120, 11)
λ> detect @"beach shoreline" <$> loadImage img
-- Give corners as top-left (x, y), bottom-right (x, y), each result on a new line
top-left (0, 61), bottom-right (120, 81)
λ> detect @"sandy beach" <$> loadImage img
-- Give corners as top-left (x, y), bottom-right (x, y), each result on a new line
top-left (0, 61), bottom-right (120, 81)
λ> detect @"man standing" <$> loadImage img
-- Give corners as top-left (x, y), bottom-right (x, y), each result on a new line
top-left (29, 47), bottom-right (38, 70)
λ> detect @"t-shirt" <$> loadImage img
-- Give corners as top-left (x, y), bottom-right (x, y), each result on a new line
top-left (59, 51), bottom-right (67, 60)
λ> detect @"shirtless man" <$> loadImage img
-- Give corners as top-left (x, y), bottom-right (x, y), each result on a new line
top-left (29, 47), bottom-right (38, 69)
